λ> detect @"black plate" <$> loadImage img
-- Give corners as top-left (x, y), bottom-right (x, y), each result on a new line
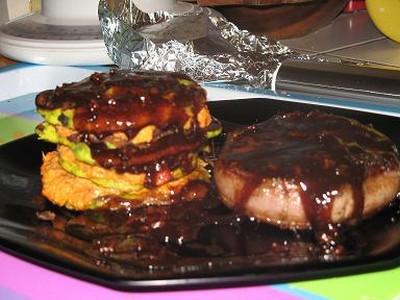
top-left (1, 98), bottom-right (400, 291)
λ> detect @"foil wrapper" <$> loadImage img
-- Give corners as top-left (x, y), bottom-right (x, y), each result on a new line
top-left (98, 0), bottom-right (292, 88)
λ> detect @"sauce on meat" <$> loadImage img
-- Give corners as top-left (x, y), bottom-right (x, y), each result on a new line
top-left (33, 116), bottom-right (400, 275)
top-left (36, 70), bottom-right (207, 137)
top-left (90, 134), bottom-right (205, 174)
top-left (218, 111), bottom-right (400, 229)
top-left (35, 70), bottom-right (213, 177)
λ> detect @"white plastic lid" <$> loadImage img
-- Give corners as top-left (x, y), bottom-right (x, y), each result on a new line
top-left (0, 0), bottom-right (112, 66)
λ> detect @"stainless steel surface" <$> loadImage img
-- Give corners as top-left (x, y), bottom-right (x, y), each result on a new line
top-left (282, 11), bottom-right (383, 53)
top-left (281, 10), bottom-right (400, 69)
top-left (329, 38), bottom-right (400, 69)
top-left (275, 59), bottom-right (400, 107)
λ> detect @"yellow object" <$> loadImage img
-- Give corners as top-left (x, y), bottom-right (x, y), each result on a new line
top-left (29, 0), bottom-right (41, 12)
top-left (366, 0), bottom-right (400, 43)
top-left (131, 125), bottom-right (157, 145)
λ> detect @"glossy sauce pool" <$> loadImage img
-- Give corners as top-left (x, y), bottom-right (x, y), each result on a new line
top-left (33, 115), bottom-right (400, 278)
top-left (1, 99), bottom-right (400, 287)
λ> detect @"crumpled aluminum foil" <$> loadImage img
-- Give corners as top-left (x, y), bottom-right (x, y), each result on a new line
top-left (98, 0), bottom-right (293, 88)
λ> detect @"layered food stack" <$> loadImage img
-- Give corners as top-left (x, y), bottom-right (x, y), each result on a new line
top-left (35, 70), bottom-right (221, 210)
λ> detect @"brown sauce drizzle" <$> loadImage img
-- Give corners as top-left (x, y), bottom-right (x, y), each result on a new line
top-left (35, 70), bottom-right (218, 178)
top-left (34, 183), bottom-right (400, 276)
top-left (36, 70), bottom-right (207, 138)
top-left (218, 111), bottom-right (400, 238)
top-left (32, 116), bottom-right (400, 274)
top-left (90, 133), bottom-right (205, 174)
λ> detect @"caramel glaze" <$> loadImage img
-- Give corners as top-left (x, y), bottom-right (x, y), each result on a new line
top-left (33, 118), bottom-right (400, 271)
top-left (218, 111), bottom-right (400, 231)
top-left (35, 70), bottom-right (216, 178)
top-left (90, 133), bottom-right (205, 175)
top-left (35, 70), bottom-right (207, 138)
